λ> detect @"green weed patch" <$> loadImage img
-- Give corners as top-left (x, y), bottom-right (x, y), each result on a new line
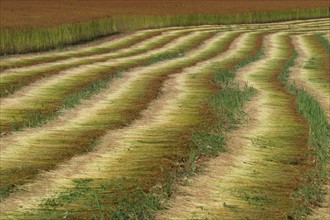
top-left (279, 42), bottom-right (329, 217)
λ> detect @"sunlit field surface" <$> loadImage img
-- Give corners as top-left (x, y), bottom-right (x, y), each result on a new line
top-left (0, 2), bottom-right (329, 219)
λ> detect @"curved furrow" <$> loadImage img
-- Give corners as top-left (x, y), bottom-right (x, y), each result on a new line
top-left (0, 27), bottom-right (217, 97)
top-left (0, 30), bottom-right (216, 133)
top-left (0, 31), bottom-right (262, 219)
top-left (157, 33), bottom-right (313, 219)
top-left (0, 31), bottom-right (242, 200)
top-left (291, 34), bottom-right (330, 121)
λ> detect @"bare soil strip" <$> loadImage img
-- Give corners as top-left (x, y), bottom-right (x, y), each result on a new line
top-left (157, 33), bottom-right (312, 219)
top-left (0, 31), bottom-right (241, 201)
top-left (0, 31), bottom-right (261, 219)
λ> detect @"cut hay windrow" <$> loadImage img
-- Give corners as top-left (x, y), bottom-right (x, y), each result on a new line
top-left (157, 33), bottom-right (316, 219)
top-left (0, 27), bottom-right (218, 97)
top-left (1, 18), bottom-right (327, 72)
top-left (290, 35), bottom-right (330, 122)
top-left (0, 31), bottom-right (243, 200)
top-left (0, 25), bottom-right (221, 71)
top-left (288, 36), bottom-right (330, 220)
top-left (0, 31), bottom-right (263, 219)
top-left (0, 30), bottom-right (217, 133)
top-left (3, 19), bottom-right (326, 99)
top-left (0, 18), bottom-right (329, 219)
top-left (230, 18), bottom-right (330, 33)
top-left (0, 29), bottom-right (162, 71)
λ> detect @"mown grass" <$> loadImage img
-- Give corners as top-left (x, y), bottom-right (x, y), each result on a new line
top-left (0, 30), bottom-right (163, 71)
top-left (31, 34), bottom-right (263, 220)
top-left (0, 32), bottom-right (214, 133)
top-left (1, 69), bottom-right (117, 132)
top-left (0, 32), bottom-right (238, 201)
top-left (1, 7), bottom-right (328, 55)
top-left (301, 35), bottom-right (330, 98)
top-left (279, 43), bottom-right (329, 217)
top-left (37, 178), bottom-right (162, 219)
top-left (0, 29), bottom-right (198, 97)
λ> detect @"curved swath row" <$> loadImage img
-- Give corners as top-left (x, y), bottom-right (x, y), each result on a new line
top-left (1, 18), bottom-right (328, 71)
top-left (0, 30), bottom-right (218, 132)
top-left (156, 23), bottom-right (329, 219)
top-left (1, 31), bottom-right (261, 218)
top-left (0, 25), bottom-right (219, 71)
top-left (0, 26), bottom-right (220, 97)
top-left (290, 33), bottom-right (330, 220)
top-left (0, 30), bottom-right (242, 200)
top-left (0, 18), bottom-right (329, 219)
top-left (0, 29), bottom-right (163, 71)
top-left (157, 33), bottom-right (311, 219)
top-left (224, 18), bottom-right (330, 33)
top-left (292, 34), bottom-right (330, 120)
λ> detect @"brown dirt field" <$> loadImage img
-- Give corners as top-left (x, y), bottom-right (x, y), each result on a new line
top-left (0, 0), bottom-right (329, 28)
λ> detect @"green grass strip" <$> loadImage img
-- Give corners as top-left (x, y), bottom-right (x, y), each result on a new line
top-left (279, 41), bottom-right (329, 217)
top-left (316, 33), bottom-right (330, 54)
top-left (187, 48), bottom-right (264, 167)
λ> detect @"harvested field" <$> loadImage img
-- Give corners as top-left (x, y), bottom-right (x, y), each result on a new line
top-left (0, 18), bottom-right (329, 219)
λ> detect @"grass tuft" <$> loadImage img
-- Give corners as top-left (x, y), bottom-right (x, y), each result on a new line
top-left (315, 33), bottom-right (330, 54)
top-left (186, 47), bottom-right (263, 175)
